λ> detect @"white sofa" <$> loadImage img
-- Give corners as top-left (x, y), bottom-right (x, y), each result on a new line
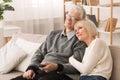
top-left (0, 33), bottom-right (120, 80)
top-left (0, 33), bottom-right (47, 80)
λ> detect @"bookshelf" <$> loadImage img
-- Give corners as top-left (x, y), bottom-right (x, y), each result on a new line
top-left (98, 0), bottom-right (120, 45)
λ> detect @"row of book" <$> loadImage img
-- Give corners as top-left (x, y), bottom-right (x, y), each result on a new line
top-left (87, 14), bottom-right (117, 32)
top-left (84, 0), bottom-right (99, 6)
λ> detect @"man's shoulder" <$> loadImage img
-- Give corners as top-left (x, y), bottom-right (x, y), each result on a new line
top-left (50, 30), bottom-right (62, 35)
top-left (72, 36), bottom-right (87, 46)
top-left (46, 30), bottom-right (62, 39)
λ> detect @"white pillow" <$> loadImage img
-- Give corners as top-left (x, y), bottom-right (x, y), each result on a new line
top-left (0, 41), bottom-right (27, 74)
top-left (15, 38), bottom-right (42, 72)
top-left (15, 38), bottom-right (42, 54)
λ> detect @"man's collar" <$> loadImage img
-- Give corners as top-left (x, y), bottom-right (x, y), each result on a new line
top-left (61, 30), bottom-right (75, 40)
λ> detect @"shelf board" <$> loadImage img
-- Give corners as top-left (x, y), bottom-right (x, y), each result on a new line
top-left (97, 28), bottom-right (120, 34)
top-left (99, 2), bottom-right (120, 7)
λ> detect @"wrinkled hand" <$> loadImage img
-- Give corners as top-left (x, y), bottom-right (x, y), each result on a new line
top-left (39, 62), bottom-right (58, 73)
top-left (23, 70), bottom-right (35, 79)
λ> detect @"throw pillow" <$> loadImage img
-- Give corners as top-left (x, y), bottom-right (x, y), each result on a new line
top-left (15, 38), bottom-right (42, 72)
top-left (0, 40), bottom-right (27, 74)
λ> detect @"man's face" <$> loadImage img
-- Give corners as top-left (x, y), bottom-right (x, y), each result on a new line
top-left (64, 9), bottom-right (80, 30)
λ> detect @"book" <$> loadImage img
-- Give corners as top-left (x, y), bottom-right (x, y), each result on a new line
top-left (105, 18), bottom-right (117, 32)
top-left (86, 0), bottom-right (99, 6)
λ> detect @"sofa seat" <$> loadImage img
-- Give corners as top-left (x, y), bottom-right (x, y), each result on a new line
top-left (0, 70), bottom-right (23, 80)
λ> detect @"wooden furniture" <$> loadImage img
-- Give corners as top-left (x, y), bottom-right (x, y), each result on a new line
top-left (98, 0), bottom-right (120, 45)
top-left (64, 0), bottom-right (83, 4)
top-left (83, 0), bottom-right (120, 45)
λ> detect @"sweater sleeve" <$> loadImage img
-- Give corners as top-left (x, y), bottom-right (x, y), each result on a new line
top-left (69, 39), bottom-right (106, 74)
top-left (29, 32), bottom-right (52, 67)
top-left (62, 41), bottom-right (87, 74)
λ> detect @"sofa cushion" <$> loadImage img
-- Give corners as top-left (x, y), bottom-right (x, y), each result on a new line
top-left (0, 40), bottom-right (27, 74)
top-left (15, 38), bottom-right (42, 55)
top-left (15, 38), bottom-right (42, 72)
top-left (13, 33), bottom-right (47, 72)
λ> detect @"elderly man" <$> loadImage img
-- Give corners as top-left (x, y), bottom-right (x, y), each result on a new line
top-left (11, 4), bottom-right (87, 80)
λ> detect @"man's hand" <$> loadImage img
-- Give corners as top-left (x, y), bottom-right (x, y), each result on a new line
top-left (23, 70), bottom-right (35, 79)
top-left (39, 62), bottom-right (58, 73)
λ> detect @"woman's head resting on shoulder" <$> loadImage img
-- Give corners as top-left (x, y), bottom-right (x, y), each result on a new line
top-left (74, 19), bottom-right (98, 42)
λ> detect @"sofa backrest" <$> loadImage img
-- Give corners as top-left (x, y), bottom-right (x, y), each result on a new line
top-left (11, 33), bottom-right (47, 43)
top-left (109, 45), bottom-right (120, 80)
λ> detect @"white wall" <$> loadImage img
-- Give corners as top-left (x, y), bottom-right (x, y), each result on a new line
top-left (0, 28), bottom-right (4, 48)
top-left (100, 0), bottom-right (120, 5)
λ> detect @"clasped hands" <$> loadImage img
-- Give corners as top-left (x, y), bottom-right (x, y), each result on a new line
top-left (23, 62), bottom-right (58, 79)
top-left (39, 62), bottom-right (58, 72)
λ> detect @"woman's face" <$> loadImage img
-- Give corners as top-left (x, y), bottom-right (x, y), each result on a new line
top-left (74, 24), bottom-right (89, 41)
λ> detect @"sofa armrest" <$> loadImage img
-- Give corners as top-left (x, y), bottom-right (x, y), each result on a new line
top-left (109, 45), bottom-right (120, 80)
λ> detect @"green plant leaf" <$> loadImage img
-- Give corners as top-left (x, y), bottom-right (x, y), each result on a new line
top-left (4, 4), bottom-right (14, 11)
top-left (3, 0), bottom-right (12, 3)
top-left (0, 11), bottom-right (4, 15)
top-left (0, 15), bottom-right (4, 20)
top-left (0, 0), bottom-right (14, 20)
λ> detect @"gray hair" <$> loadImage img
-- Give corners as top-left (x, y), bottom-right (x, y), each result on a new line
top-left (75, 19), bottom-right (98, 37)
top-left (70, 4), bottom-right (86, 20)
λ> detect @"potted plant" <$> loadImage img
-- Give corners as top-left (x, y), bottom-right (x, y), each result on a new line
top-left (0, 0), bottom-right (14, 21)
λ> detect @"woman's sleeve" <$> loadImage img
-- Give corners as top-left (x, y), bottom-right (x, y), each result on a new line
top-left (69, 40), bottom-right (106, 74)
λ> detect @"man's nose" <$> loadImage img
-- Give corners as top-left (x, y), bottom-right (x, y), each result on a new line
top-left (75, 30), bottom-right (79, 34)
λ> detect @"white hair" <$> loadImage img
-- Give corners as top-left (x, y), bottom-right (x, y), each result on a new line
top-left (69, 4), bottom-right (86, 20)
top-left (75, 19), bottom-right (98, 37)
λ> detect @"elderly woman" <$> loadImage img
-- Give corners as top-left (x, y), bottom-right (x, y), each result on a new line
top-left (69, 19), bottom-right (113, 80)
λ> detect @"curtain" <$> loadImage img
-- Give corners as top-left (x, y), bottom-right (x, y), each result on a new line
top-left (3, 0), bottom-right (64, 34)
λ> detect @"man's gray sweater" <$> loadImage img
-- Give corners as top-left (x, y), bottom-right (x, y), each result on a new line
top-left (29, 30), bottom-right (87, 75)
